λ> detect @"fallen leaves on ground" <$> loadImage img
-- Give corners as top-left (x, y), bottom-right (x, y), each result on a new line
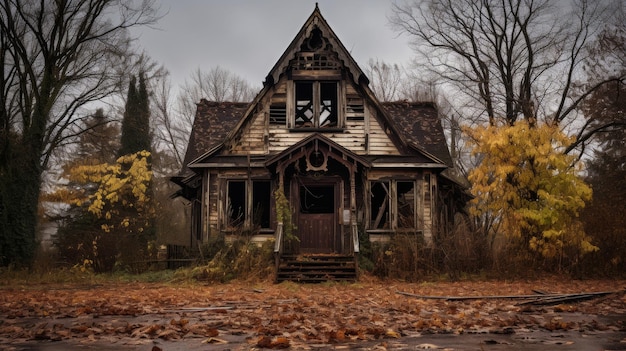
top-left (0, 277), bottom-right (624, 349)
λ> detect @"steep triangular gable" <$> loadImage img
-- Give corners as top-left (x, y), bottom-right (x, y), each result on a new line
top-left (222, 5), bottom-right (410, 156)
top-left (184, 5), bottom-right (452, 172)
top-left (264, 4), bottom-right (366, 88)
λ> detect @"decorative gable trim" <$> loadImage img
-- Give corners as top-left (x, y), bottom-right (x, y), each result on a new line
top-left (264, 5), bottom-right (366, 89)
top-left (265, 132), bottom-right (371, 169)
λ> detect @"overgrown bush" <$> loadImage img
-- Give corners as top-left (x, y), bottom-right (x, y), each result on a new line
top-left (54, 214), bottom-right (118, 272)
top-left (364, 234), bottom-right (426, 281)
top-left (192, 236), bottom-right (274, 282)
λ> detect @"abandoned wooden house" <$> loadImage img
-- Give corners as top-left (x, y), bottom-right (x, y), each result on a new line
top-left (171, 5), bottom-right (467, 282)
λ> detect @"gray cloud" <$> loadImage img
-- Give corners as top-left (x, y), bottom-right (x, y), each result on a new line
top-left (134, 0), bottom-right (413, 89)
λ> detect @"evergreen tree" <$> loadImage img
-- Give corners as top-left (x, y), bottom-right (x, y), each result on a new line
top-left (117, 71), bottom-right (155, 268)
top-left (119, 72), bottom-right (152, 157)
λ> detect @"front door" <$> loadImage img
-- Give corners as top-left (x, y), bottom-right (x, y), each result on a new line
top-left (297, 182), bottom-right (337, 253)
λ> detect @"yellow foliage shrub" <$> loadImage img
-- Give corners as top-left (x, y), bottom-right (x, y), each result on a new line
top-left (466, 121), bottom-right (596, 259)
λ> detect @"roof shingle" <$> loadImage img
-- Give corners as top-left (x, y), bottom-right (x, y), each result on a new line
top-left (381, 101), bottom-right (453, 167)
top-left (179, 100), bottom-right (248, 176)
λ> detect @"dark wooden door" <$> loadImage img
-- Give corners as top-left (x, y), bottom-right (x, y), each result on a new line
top-left (297, 183), bottom-right (336, 253)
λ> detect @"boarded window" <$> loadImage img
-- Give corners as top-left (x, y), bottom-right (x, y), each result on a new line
top-left (346, 97), bottom-right (364, 121)
top-left (370, 181), bottom-right (390, 229)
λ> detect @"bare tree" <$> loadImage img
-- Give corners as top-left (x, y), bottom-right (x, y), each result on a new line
top-left (364, 59), bottom-right (405, 101)
top-left (0, 0), bottom-right (161, 266)
top-left (170, 66), bottom-right (257, 167)
top-left (151, 74), bottom-right (190, 173)
top-left (390, 0), bottom-right (619, 130)
top-left (178, 66), bottom-right (255, 106)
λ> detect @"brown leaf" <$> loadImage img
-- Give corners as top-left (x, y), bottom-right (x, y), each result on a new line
top-left (257, 335), bottom-right (273, 348)
top-left (170, 318), bottom-right (189, 327)
top-left (271, 337), bottom-right (291, 349)
top-left (157, 328), bottom-right (180, 340)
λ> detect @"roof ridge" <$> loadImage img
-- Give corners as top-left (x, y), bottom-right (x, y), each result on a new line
top-left (381, 100), bottom-right (436, 107)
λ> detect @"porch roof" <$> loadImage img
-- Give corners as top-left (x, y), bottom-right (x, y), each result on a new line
top-left (264, 133), bottom-right (371, 168)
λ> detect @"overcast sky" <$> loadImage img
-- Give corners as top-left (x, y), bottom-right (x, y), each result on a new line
top-left (134, 0), bottom-right (415, 89)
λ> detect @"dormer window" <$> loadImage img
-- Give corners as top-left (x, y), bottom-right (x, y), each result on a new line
top-left (295, 81), bottom-right (338, 128)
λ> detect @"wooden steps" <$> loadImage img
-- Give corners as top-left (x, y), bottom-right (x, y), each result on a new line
top-left (276, 254), bottom-right (357, 283)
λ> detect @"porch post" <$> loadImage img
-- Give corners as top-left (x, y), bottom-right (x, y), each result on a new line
top-left (274, 164), bottom-right (285, 257)
top-left (350, 166), bottom-right (359, 253)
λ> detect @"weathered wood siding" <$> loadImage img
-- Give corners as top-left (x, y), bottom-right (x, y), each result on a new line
top-left (228, 77), bottom-right (400, 157)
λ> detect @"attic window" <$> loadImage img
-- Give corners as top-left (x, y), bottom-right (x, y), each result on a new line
top-left (295, 81), bottom-right (337, 128)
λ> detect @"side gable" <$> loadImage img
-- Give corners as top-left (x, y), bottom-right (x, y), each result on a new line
top-left (381, 101), bottom-right (453, 167)
top-left (179, 100), bottom-right (248, 176)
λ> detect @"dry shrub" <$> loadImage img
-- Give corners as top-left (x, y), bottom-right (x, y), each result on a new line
top-left (192, 235), bottom-right (274, 282)
top-left (369, 234), bottom-right (426, 281)
top-left (363, 214), bottom-right (490, 281)
top-left (434, 215), bottom-right (489, 279)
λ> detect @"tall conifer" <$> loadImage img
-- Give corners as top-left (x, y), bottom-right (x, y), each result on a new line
top-left (119, 72), bottom-right (151, 157)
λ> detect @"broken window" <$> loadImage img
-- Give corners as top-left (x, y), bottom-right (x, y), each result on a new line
top-left (227, 181), bottom-right (245, 227)
top-left (397, 181), bottom-right (416, 229)
top-left (226, 180), bottom-right (272, 230)
top-left (300, 185), bottom-right (334, 214)
top-left (295, 82), bottom-right (314, 127)
top-left (319, 82), bottom-right (337, 127)
top-left (370, 181), bottom-right (390, 229)
top-left (369, 180), bottom-right (419, 231)
top-left (252, 181), bottom-right (271, 228)
top-left (294, 81), bottom-right (337, 128)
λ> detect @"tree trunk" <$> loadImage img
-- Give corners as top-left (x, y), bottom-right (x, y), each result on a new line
top-left (0, 147), bottom-right (42, 267)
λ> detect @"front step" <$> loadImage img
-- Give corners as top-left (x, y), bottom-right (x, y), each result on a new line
top-left (276, 254), bottom-right (357, 283)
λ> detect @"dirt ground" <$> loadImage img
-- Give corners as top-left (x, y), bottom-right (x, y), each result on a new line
top-left (1, 277), bottom-right (625, 350)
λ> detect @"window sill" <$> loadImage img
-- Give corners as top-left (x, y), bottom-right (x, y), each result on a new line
top-left (289, 128), bottom-right (344, 133)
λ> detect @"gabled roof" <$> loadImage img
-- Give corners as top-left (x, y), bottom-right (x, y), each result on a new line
top-left (180, 100), bottom-right (452, 174)
top-left (381, 101), bottom-right (453, 167)
top-left (263, 4), bottom-right (366, 86)
top-left (223, 5), bottom-right (368, 148)
top-left (178, 100), bottom-right (248, 177)
top-left (177, 5), bottom-right (454, 179)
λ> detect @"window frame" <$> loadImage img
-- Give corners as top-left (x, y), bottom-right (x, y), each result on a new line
top-left (367, 179), bottom-right (422, 233)
top-left (288, 80), bottom-right (344, 130)
top-left (224, 179), bottom-right (273, 232)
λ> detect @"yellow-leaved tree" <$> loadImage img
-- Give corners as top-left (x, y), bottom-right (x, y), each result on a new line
top-left (466, 121), bottom-right (596, 266)
top-left (61, 151), bottom-right (155, 272)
